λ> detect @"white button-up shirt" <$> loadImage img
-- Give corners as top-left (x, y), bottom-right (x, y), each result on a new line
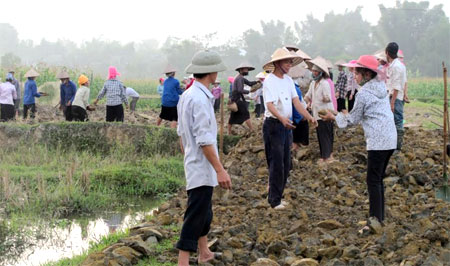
top-left (177, 81), bottom-right (219, 190)
top-left (263, 73), bottom-right (298, 119)
top-left (386, 58), bottom-right (407, 101)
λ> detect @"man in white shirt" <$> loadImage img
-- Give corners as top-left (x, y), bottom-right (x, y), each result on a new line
top-left (125, 87), bottom-right (140, 113)
top-left (385, 42), bottom-right (407, 150)
top-left (262, 48), bottom-right (317, 210)
top-left (176, 50), bottom-right (231, 266)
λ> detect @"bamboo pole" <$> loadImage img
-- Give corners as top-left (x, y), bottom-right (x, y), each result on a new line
top-left (219, 93), bottom-right (225, 160)
top-left (443, 62), bottom-right (448, 183)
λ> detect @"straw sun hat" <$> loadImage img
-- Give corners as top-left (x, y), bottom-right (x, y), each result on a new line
top-left (185, 50), bottom-right (227, 74)
top-left (57, 71), bottom-right (70, 79)
top-left (263, 47), bottom-right (304, 72)
top-left (163, 65), bottom-right (177, 74)
top-left (235, 62), bottom-right (255, 72)
top-left (305, 56), bottom-right (330, 77)
top-left (24, 69), bottom-right (40, 78)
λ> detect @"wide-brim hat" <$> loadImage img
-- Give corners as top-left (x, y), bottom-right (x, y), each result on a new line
top-left (354, 55), bottom-right (386, 79)
top-left (284, 45), bottom-right (299, 52)
top-left (305, 56), bottom-right (330, 77)
top-left (373, 50), bottom-right (387, 62)
top-left (335, 60), bottom-right (347, 67)
top-left (325, 59), bottom-right (334, 69)
top-left (24, 69), bottom-right (40, 78)
top-left (213, 80), bottom-right (221, 84)
top-left (57, 71), bottom-right (70, 79)
top-left (288, 64), bottom-right (309, 79)
top-left (398, 49), bottom-right (404, 58)
top-left (163, 65), bottom-right (177, 74)
top-left (185, 50), bottom-right (227, 74)
top-left (342, 59), bottom-right (359, 68)
top-left (255, 71), bottom-right (268, 79)
top-left (296, 49), bottom-right (311, 61)
top-left (263, 47), bottom-right (303, 72)
top-left (235, 62), bottom-right (255, 72)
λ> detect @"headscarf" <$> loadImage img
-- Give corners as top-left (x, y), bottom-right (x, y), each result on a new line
top-left (78, 74), bottom-right (89, 85)
top-left (108, 66), bottom-right (120, 80)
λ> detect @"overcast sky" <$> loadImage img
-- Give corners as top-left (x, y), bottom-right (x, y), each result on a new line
top-left (3, 0), bottom-right (449, 46)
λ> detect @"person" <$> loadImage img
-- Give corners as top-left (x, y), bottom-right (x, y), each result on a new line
top-left (0, 73), bottom-right (18, 121)
top-left (385, 42), bottom-right (407, 151)
top-left (263, 47), bottom-right (316, 210)
top-left (157, 66), bottom-right (183, 128)
top-left (212, 80), bottom-right (222, 113)
top-left (57, 71), bottom-right (77, 121)
top-left (9, 70), bottom-right (20, 117)
top-left (253, 72), bottom-right (267, 118)
top-left (23, 69), bottom-right (47, 119)
top-left (334, 60), bottom-right (348, 111)
top-left (304, 56), bottom-right (335, 163)
top-left (227, 76), bottom-right (234, 99)
top-left (291, 80), bottom-right (310, 149)
top-left (325, 59), bottom-right (337, 111)
top-left (176, 49), bottom-right (231, 266)
top-left (343, 60), bottom-right (360, 111)
top-left (398, 49), bottom-right (410, 103)
top-left (228, 62), bottom-right (259, 134)
top-left (320, 55), bottom-right (396, 228)
top-left (125, 86), bottom-right (140, 113)
top-left (157, 78), bottom-right (164, 97)
top-left (72, 75), bottom-right (94, 122)
top-left (93, 66), bottom-right (128, 122)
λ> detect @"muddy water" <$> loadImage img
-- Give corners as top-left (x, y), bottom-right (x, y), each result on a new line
top-left (6, 197), bottom-right (161, 266)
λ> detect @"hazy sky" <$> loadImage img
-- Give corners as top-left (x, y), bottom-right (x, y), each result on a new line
top-left (3, 0), bottom-right (449, 46)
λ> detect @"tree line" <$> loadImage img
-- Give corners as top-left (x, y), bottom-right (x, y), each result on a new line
top-left (0, 1), bottom-right (449, 78)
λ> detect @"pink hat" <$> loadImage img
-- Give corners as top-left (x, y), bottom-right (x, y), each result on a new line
top-left (108, 66), bottom-right (120, 79)
top-left (227, 76), bottom-right (235, 83)
top-left (398, 49), bottom-right (404, 58)
top-left (354, 55), bottom-right (386, 79)
top-left (342, 60), bottom-right (358, 68)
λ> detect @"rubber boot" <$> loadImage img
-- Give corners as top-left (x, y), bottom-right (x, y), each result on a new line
top-left (396, 129), bottom-right (404, 151)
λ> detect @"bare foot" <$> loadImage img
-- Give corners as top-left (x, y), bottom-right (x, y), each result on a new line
top-left (198, 250), bottom-right (214, 263)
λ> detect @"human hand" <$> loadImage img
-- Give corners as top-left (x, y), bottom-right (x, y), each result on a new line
top-left (349, 94), bottom-right (353, 101)
top-left (93, 99), bottom-right (98, 105)
top-left (67, 101), bottom-right (71, 106)
top-left (280, 117), bottom-right (295, 129)
top-left (217, 169), bottom-right (232, 190)
top-left (390, 102), bottom-right (395, 112)
top-left (319, 109), bottom-right (335, 121)
top-left (342, 109), bottom-right (349, 115)
top-left (309, 116), bottom-right (318, 128)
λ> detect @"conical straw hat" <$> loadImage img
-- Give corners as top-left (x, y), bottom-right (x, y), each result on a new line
top-left (373, 50), bottom-right (387, 62)
top-left (57, 70), bottom-right (70, 79)
top-left (305, 56), bottom-right (330, 77)
top-left (163, 65), bottom-right (177, 74)
top-left (335, 60), bottom-right (347, 67)
top-left (24, 69), bottom-right (40, 78)
top-left (296, 49), bottom-right (311, 61)
top-left (288, 64), bottom-right (309, 79)
top-left (263, 48), bottom-right (303, 72)
top-left (235, 62), bottom-right (255, 71)
top-left (325, 59), bottom-right (334, 69)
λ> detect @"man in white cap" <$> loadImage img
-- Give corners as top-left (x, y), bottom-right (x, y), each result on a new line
top-left (176, 50), bottom-right (231, 265)
top-left (263, 47), bottom-right (317, 210)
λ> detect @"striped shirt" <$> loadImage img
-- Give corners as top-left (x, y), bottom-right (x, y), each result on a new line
top-left (97, 79), bottom-right (128, 106)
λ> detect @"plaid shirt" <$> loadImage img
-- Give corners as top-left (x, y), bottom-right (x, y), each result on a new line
top-left (97, 79), bottom-right (128, 106)
top-left (335, 71), bottom-right (347, 99)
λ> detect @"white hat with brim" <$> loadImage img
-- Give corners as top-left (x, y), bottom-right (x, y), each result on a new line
top-left (24, 69), bottom-right (40, 78)
top-left (305, 56), bottom-right (330, 77)
top-left (163, 65), bottom-right (177, 74)
top-left (255, 71), bottom-right (268, 79)
top-left (263, 47), bottom-right (303, 72)
top-left (57, 71), bottom-right (70, 79)
top-left (235, 62), bottom-right (255, 72)
top-left (373, 50), bottom-right (387, 62)
top-left (185, 50), bottom-right (227, 74)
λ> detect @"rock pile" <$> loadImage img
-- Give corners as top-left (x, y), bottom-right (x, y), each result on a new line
top-left (83, 124), bottom-right (450, 265)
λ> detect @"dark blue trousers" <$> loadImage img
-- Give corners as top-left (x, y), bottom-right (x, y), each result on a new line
top-left (263, 118), bottom-right (292, 208)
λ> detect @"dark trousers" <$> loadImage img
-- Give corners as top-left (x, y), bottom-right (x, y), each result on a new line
top-left (0, 104), bottom-right (15, 121)
top-left (367, 150), bottom-right (394, 222)
top-left (337, 98), bottom-right (346, 111)
top-left (176, 186), bottom-right (213, 252)
top-left (63, 105), bottom-right (73, 121)
top-left (106, 104), bottom-right (124, 122)
top-left (130, 97), bottom-right (139, 111)
top-left (23, 104), bottom-right (36, 119)
top-left (263, 118), bottom-right (292, 207)
top-left (214, 98), bottom-right (220, 113)
top-left (72, 105), bottom-right (88, 122)
top-left (293, 119), bottom-right (309, 145)
top-left (316, 120), bottom-right (334, 159)
top-left (347, 91), bottom-right (357, 112)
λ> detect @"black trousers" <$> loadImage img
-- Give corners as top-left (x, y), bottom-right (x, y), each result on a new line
top-left (214, 98), bottom-right (220, 113)
top-left (106, 104), bottom-right (124, 122)
top-left (176, 186), bottom-right (213, 252)
top-left (347, 91), bottom-right (357, 112)
top-left (263, 118), bottom-right (292, 207)
top-left (316, 120), bottom-right (334, 159)
top-left (367, 150), bottom-right (394, 222)
top-left (63, 105), bottom-right (73, 121)
top-left (72, 105), bottom-right (88, 121)
top-left (23, 104), bottom-right (36, 119)
top-left (0, 104), bottom-right (15, 121)
top-left (130, 97), bottom-right (139, 111)
top-left (293, 119), bottom-right (309, 145)
top-left (337, 98), bottom-right (346, 111)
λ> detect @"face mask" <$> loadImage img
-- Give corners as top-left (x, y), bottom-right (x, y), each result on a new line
top-left (241, 71), bottom-right (249, 76)
top-left (311, 72), bottom-right (322, 81)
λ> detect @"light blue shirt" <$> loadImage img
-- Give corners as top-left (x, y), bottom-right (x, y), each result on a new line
top-left (177, 81), bottom-right (219, 190)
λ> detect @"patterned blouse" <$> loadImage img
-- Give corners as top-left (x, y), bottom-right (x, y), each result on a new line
top-left (335, 71), bottom-right (347, 99)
